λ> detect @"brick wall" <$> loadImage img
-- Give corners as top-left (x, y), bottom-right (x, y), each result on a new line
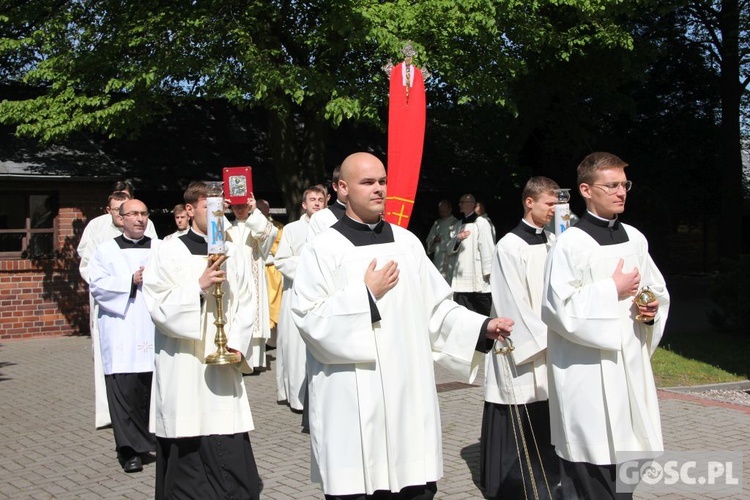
top-left (0, 255), bottom-right (85, 338)
top-left (0, 180), bottom-right (110, 340)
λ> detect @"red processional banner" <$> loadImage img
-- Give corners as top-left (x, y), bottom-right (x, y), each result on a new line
top-left (384, 62), bottom-right (426, 228)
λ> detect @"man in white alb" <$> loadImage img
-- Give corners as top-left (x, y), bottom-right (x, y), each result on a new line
top-left (481, 176), bottom-right (561, 499)
top-left (274, 185), bottom-right (326, 411)
top-left (143, 181), bottom-right (260, 499)
top-left (89, 198), bottom-right (158, 473)
top-left (226, 196), bottom-right (279, 370)
top-left (450, 193), bottom-right (495, 315)
top-left (163, 204), bottom-right (189, 240)
top-left (78, 185), bottom-right (158, 429)
top-left (292, 152), bottom-right (514, 499)
top-left (542, 152), bottom-right (669, 499)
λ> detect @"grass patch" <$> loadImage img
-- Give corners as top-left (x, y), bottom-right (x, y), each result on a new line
top-left (652, 347), bottom-right (744, 388)
top-left (652, 329), bottom-right (749, 388)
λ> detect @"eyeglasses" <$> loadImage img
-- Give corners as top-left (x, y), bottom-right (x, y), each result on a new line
top-left (591, 181), bottom-right (632, 195)
top-left (122, 211), bottom-right (150, 218)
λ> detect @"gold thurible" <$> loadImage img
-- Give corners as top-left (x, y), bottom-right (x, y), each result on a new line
top-left (634, 286), bottom-right (658, 323)
top-left (205, 254), bottom-right (240, 365)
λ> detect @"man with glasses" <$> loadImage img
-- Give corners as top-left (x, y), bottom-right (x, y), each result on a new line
top-left (88, 199), bottom-right (159, 473)
top-left (541, 152), bottom-right (670, 499)
top-left (77, 188), bottom-right (158, 430)
top-left (450, 194), bottom-right (495, 315)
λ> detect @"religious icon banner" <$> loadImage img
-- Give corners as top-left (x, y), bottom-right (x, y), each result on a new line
top-left (223, 166), bottom-right (254, 206)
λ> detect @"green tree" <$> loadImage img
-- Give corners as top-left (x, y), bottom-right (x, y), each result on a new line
top-left (1, 0), bottom-right (636, 216)
top-left (676, 0), bottom-right (750, 258)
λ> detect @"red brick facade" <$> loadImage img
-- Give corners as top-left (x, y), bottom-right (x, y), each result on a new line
top-left (0, 180), bottom-right (111, 339)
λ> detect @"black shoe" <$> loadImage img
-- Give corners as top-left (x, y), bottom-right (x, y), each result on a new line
top-left (123, 455), bottom-right (143, 473)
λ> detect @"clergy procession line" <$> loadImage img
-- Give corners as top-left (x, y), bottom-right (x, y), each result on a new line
top-left (75, 151), bottom-right (669, 499)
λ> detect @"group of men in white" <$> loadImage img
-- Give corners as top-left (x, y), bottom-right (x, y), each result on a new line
top-left (426, 152), bottom-right (669, 500)
top-left (77, 149), bottom-right (668, 500)
top-left (77, 180), bottom-right (287, 497)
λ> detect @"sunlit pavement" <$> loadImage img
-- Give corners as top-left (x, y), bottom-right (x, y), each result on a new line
top-left (1, 336), bottom-right (747, 499)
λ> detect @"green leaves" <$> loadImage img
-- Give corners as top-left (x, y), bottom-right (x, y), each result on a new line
top-left (0, 0), bottom-right (638, 142)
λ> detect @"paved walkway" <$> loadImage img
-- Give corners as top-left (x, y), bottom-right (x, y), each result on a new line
top-left (1, 336), bottom-right (747, 499)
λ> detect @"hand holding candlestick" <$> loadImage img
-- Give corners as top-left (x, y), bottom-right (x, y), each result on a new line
top-left (204, 254), bottom-right (240, 365)
top-left (204, 181), bottom-right (240, 365)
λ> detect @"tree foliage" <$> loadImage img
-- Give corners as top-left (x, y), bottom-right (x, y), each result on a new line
top-left (0, 0), bottom-right (637, 214)
top-left (675, 0), bottom-right (750, 258)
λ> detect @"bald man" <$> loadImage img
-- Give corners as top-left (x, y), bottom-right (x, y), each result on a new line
top-left (292, 152), bottom-right (514, 499)
top-left (89, 199), bottom-right (158, 472)
top-left (450, 193), bottom-right (495, 315)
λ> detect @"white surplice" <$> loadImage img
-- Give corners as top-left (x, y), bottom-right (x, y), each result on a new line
top-left (485, 225), bottom-right (554, 405)
top-left (77, 213), bottom-right (157, 428)
top-left (450, 214), bottom-right (494, 293)
top-left (142, 231), bottom-right (257, 438)
top-left (541, 223), bottom-right (669, 465)
top-left (292, 219), bottom-right (488, 496)
top-left (273, 215), bottom-right (310, 408)
top-left (88, 238), bottom-right (157, 375)
top-left (226, 210), bottom-right (277, 369)
top-left (163, 228), bottom-right (188, 240)
top-left (306, 206), bottom-right (338, 242)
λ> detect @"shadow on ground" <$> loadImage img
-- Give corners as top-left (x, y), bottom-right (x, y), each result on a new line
top-left (460, 441), bottom-right (483, 493)
top-left (0, 344), bottom-right (16, 382)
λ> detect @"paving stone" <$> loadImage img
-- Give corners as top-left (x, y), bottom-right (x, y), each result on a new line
top-left (1, 336), bottom-right (748, 499)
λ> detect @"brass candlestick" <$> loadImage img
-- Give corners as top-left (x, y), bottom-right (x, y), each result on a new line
top-left (206, 255), bottom-right (242, 365)
top-left (205, 255), bottom-right (240, 365)
top-left (203, 180), bottom-right (240, 365)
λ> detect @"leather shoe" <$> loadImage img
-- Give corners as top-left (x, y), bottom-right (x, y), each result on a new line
top-left (123, 455), bottom-right (143, 473)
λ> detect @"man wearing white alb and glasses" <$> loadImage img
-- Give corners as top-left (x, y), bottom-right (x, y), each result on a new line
top-left (89, 199), bottom-right (159, 473)
top-left (541, 152), bottom-right (670, 499)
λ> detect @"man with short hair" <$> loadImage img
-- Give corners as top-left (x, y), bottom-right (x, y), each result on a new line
top-left (274, 185), bottom-right (326, 411)
top-left (450, 193), bottom-right (495, 315)
top-left (89, 198), bottom-right (158, 473)
top-left (78, 190), bottom-right (158, 429)
top-left (425, 199), bottom-right (458, 283)
top-left (292, 152), bottom-right (514, 499)
top-left (112, 179), bottom-right (135, 196)
top-left (164, 204), bottom-right (189, 240)
top-left (481, 176), bottom-right (561, 499)
top-left (143, 181), bottom-right (260, 499)
top-left (542, 152), bottom-right (669, 499)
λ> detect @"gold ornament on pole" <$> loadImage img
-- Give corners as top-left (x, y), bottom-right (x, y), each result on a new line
top-left (633, 286), bottom-right (657, 323)
top-left (203, 181), bottom-right (241, 365)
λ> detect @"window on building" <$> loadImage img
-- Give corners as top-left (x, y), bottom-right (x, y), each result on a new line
top-left (0, 192), bottom-right (59, 258)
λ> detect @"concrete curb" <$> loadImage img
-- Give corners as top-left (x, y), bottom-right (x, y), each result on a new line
top-left (660, 380), bottom-right (750, 393)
